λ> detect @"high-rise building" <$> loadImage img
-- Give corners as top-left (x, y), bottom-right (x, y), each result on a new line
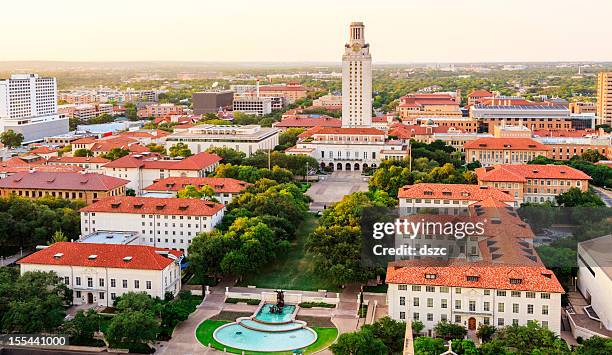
top-left (0, 74), bottom-right (68, 143)
top-left (596, 72), bottom-right (612, 126)
top-left (342, 22), bottom-right (372, 128)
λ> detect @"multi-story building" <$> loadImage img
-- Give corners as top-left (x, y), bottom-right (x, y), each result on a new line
top-left (596, 72), bottom-right (612, 126)
top-left (467, 90), bottom-right (493, 106)
top-left (464, 138), bottom-right (550, 166)
top-left (0, 74), bottom-right (69, 143)
top-left (80, 196), bottom-right (225, 253)
top-left (286, 127), bottom-right (409, 172)
top-left (312, 93), bottom-right (342, 110)
top-left (569, 102), bottom-right (596, 115)
top-left (475, 164), bottom-right (591, 204)
top-left (138, 103), bottom-right (185, 119)
top-left (398, 183), bottom-right (516, 214)
top-left (272, 114), bottom-right (341, 131)
top-left (386, 262), bottom-right (564, 335)
top-left (398, 93), bottom-right (462, 120)
top-left (570, 113), bottom-right (597, 130)
top-left (256, 83), bottom-right (307, 104)
top-left (492, 124), bottom-right (532, 138)
top-left (165, 124), bottom-right (279, 157)
top-left (0, 171), bottom-right (128, 204)
top-left (342, 22), bottom-right (372, 127)
top-left (192, 91), bottom-right (234, 115)
top-left (572, 235), bottom-right (612, 339)
top-left (102, 152), bottom-right (221, 194)
top-left (470, 104), bottom-right (571, 133)
top-left (535, 136), bottom-right (611, 160)
top-left (414, 117), bottom-right (479, 133)
top-left (17, 242), bottom-right (182, 306)
top-left (143, 177), bottom-right (250, 204)
top-left (232, 96), bottom-right (272, 116)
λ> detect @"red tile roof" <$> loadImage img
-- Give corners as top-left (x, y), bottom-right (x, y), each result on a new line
top-left (0, 171), bottom-right (128, 191)
top-left (476, 164), bottom-right (591, 182)
top-left (274, 116), bottom-right (341, 129)
top-left (29, 146), bottom-right (58, 155)
top-left (386, 261), bottom-right (564, 293)
top-left (310, 127), bottom-right (386, 135)
top-left (144, 177), bottom-right (251, 194)
top-left (464, 138), bottom-right (550, 151)
top-left (468, 90), bottom-right (493, 98)
top-left (388, 123), bottom-right (453, 139)
top-left (48, 156), bottom-right (111, 164)
top-left (532, 129), bottom-right (594, 138)
top-left (18, 242), bottom-right (181, 270)
top-left (80, 196), bottom-right (224, 216)
top-left (398, 183), bottom-right (514, 202)
top-left (103, 152), bottom-right (221, 171)
top-left (258, 84), bottom-right (306, 92)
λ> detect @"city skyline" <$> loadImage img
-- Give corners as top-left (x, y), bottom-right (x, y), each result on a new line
top-left (3, 0), bottom-right (612, 63)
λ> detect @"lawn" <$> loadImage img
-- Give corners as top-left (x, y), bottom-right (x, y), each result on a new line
top-left (195, 320), bottom-right (338, 355)
top-left (237, 214), bottom-right (339, 292)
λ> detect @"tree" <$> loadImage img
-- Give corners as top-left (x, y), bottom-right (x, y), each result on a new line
top-left (126, 188), bottom-right (136, 196)
top-left (276, 128), bottom-right (305, 150)
top-left (114, 292), bottom-right (156, 312)
top-left (48, 230), bottom-right (68, 245)
top-left (413, 336), bottom-right (446, 355)
top-left (493, 321), bottom-right (570, 355)
top-left (63, 309), bottom-right (101, 345)
top-left (451, 339), bottom-right (478, 355)
top-left (169, 143), bottom-right (192, 158)
top-left (476, 324), bottom-right (496, 343)
top-left (206, 147), bottom-right (246, 165)
top-left (433, 321), bottom-right (467, 340)
top-left (73, 148), bottom-right (93, 157)
top-left (330, 330), bottom-right (387, 355)
top-left (105, 310), bottom-right (159, 347)
top-left (87, 113), bottom-right (114, 125)
top-left (412, 319), bottom-right (425, 336)
top-left (0, 129), bottom-right (24, 149)
top-left (575, 336), bottom-right (612, 355)
top-left (466, 160), bottom-right (482, 171)
top-left (361, 316), bottom-right (406, 354)
top-left (556, 188), bottom-right (605, 207)
top-left (146, 143), bottom-right (166, 155)
top-left (100, 148), bottom-right (130, 161)
top-left (124, 103), bottom-right (138, 121)
top-left (177, 185), bottom-right (219, 202)
top-left (581, 149), bottom-right (605, 163)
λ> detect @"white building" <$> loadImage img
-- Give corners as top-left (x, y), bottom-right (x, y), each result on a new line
top-left (165, 125), bottom-right (279, 157)
top-left (386, 262), bottom-right (564, 335)
top-left (0, 74), bottom-right (69, 143)
top-left (103, 152), bottom-right (222, 194)
top-left (342, 22), bottom-right (372, 128)
top-left (80, 196), bottom-right (225, 254)
top-left (233, 96), bottom-right (272, 116)
top-left (17, 242), bottom-right (182, 306)
top-left (286, 127), bottom-right (409, 172)
top-left (572, 235), bottom-right (612, 339)
top-left (142, 176), bottom-right (251, 205)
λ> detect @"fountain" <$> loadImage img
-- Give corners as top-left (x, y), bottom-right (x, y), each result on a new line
top-left (269, 289), bottom-right (285, 314)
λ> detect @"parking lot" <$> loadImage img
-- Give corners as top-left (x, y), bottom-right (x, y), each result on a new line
top-left (306, 172), bottom-right (369, 211)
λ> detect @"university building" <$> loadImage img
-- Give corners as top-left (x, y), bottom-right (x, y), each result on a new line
top-left (464, 138), bottom-right (550, 166)
top-left (143, 176), bottom-right (250, 204)
top-left (18, 242), bottom-right (182, 306)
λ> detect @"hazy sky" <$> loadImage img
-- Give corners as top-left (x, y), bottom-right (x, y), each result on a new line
top-left (2, 0), bottom-right (612, 63)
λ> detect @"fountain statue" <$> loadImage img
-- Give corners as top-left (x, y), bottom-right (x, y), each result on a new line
top-left (269, 290), bottom-right (285, 314)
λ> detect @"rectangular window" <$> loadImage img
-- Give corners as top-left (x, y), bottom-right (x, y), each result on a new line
top-left (541, 293), bottom-right (551, 299)
top-left (76, 291), bottom-right (81, 298)
top-left (440, 286), bottom-right (449, 293)
top-left (455, 300), bottom-right (461, 310)
top-left (455, 288), bottom-right (461, 294)
top-left (99, 292), bottom-right (104, 300)
top-left (99, 278), bottom-right (104, 287)
top-left (413, 313), bottom-right (419, 321)
top-left (427, 313), bottom-right (433, 321)
top-left (400, 297), bottom-right (405, 306)
top-left (398, 285), bottom-right (407, 291)
top-left (441, 299), bottom-right (447, 309)
top-left (111, 279), bottom-right (116, 287)
top-left (146, 281), bottom-right (152, 290)
top-left (484, 302), bottom-right (490, 311)
top-left (111, 293), bottom-right (116, 300)
top-left (498, 318), bottom-right (504, 326)
top-left (511, 291), bottom-right (521, 297)
top-left (484, 290), bottom-right (490, 296)
top-left (513, 304), bottom-right (519, 313)
top-left (528, 305), bottom-right (534, 314)
top-left (412, 285), bottom-right (421, 292)
top-left (497, 290), bottom-right (506, 297)
top-left (134, 280), bottom-right (140, 289)
top-left (455, 315), bottom-right (461, 323)
top-left (498, 303), bottom-right (505, 312)
top-left (469, 301), bottom-right (476, 312)
top-left (526, 292), bottom-right (535, 298)
top-left (399, 312), bottom-right (405, 320)
top-left (426, 286), bottom-right (435, 292)
top-left (427, 298), bottom-right (433, 308)
top-left (542, 305), bottom-right (549, 315)
top-left (76, 277), bottom-right (81, 286)
top-left (122, 280), bottom-right (127, 288)
top-left (513, 319), bottom-right (519, 326)
top-left (413, 297), bottom-right (419, 307)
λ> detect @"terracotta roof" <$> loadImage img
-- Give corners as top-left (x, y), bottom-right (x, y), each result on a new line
top-left (476, 164), bottom-right (591, 182)
top-left (72, 137), bottom-right (97, 144)
top-left (468, 90), bottom-right (493, 98)
top-left (80, 195), bottom-right (224, 216)
top-left (310, 127), bottom-right (385, 135)
top-left (18, 242), bottom-right (181, 270)
top-left (48, 156), bottom-right (110, 164)
top-left (29, 146), bottom-right (58, 155)
top-left (398, 183), bottom-right (514, 202)
top-left (258, 84), bottom-right (306, 92)
top-left (532, 129), bottom-right (594, 138)
top-left (274, 116), bottom-right (341, 128)
top-left (0, 165), bottom-right (83, 175)
top-left (464, 138), bottom-right (550, 151)
top-left (144, 177), bottom-right (251, 193)
top-left (103, 152), bottom-right (221, 171)
top-left (388, 123), bottom-right (453, 139)
top-left (0, 171), bottom-right (128, 191)
top-left (386, 261), bottom-right (564, 293)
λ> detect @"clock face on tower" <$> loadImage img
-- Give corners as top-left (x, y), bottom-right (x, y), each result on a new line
top-left (352, 43), bottom-right (361, 52)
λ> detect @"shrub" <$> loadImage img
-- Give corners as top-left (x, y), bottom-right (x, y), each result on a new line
top-left (298, 302), bottom-right (336, 308)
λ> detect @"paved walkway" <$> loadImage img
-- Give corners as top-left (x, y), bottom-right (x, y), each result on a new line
top-left (307, 172), bottom-right (369, 211)
top-left (331, 284), bottom-right (361, 334)
top-left (592, 186), bottom-right (612, 207)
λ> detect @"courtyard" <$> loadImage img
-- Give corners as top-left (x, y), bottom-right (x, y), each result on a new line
top-left (307, 172), bottom-right (369, 211)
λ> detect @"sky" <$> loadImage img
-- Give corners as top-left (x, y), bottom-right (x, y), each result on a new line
top-left (2, 0), bottom-right (612, 63)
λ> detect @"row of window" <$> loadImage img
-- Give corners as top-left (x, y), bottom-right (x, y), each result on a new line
top-left (397, 285), bottom-right (551, 299)
top-left (68, 276), bottom-right (152, 290)
top-left (398, 312), bottom-right (549, 328)
top-left (400, 296), bottom-right (549, 314)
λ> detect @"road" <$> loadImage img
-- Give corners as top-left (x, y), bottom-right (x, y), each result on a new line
top-left (592, 186), bottom-right (612, 207)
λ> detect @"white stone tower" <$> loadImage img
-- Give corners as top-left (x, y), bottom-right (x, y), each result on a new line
top-left (341, 22), bottom-right (373, 128)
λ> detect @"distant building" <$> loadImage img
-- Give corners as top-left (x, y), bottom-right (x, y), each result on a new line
top-left (0, 171), bottom-right (128, 204)
top-left (597, 72), bottom-right (612, 126)
top-left (464, 138), bottom-right (550, 166)
top-left (233, 96), bottom-right (272, 116)
top-left (47, 156), bottom-right (111, 173)
top-left (18, 242), bottom-right (182, 306)
top-left (342, 22), bottom-right (372, 127)
top-left (570, 113), bottom-right (597, 130)
top-left (273, 114), bottom-right (341, 131)
top-left (475, 164), bottom-right (591, 204)
top-left (138, 103), bottom-right (185, 119)
top-left (467, 90), bottom-right (493, 105)
top-left (143, 177), bottom-right (250, 204)
top-left (493, 124), bottom-right (532, 138)
top-left (0, 74), bottom-right (69, 143)
top-left (165, 124), bottom-right (279, 157)
top-left (569, 102), bottom-right (596, 115)
top-left (312, 93), bottom-right (342, 110)
top-left (192, 91), bottom-right (234, 115)
top-left (535, 136), bottom-right (611, 160)
top-left (398, 93), bottom-right (462, 120)
top-left (470, 104), bottom-right (571, 133)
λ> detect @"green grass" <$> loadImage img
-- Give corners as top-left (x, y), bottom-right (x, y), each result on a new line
top-left (238, 214), bottom-right (339, 292)
top-left (195, 320), bottom-right (338, 355)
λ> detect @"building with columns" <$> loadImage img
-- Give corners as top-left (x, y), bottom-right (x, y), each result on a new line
top-left (342, 22), bottom-right (372, 128)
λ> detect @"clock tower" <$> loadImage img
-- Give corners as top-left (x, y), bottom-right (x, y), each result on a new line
top-left (342, 22), bottom-right (372, 128)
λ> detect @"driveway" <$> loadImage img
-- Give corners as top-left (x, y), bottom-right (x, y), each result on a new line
top-left (307, 172), bottom-right (369, 211)
top-left (592, 186), bottom-right (612, 207)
